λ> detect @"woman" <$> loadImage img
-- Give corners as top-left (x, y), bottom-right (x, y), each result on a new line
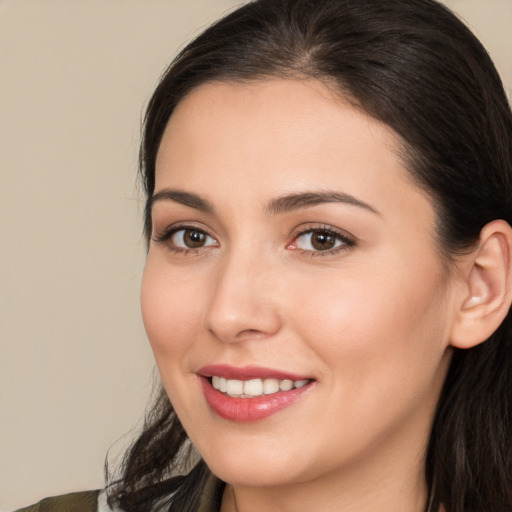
top-left (17, 0), bottom-right (512, 511)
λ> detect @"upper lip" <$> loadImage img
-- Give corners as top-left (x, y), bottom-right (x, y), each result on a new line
top-left (198, 364), bottom-right (314, 381)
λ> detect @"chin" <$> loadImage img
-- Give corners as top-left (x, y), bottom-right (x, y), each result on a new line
top-left (198, 439), bottom-right (312, 488)
top-left (208, 459), bottom-right (303, 488)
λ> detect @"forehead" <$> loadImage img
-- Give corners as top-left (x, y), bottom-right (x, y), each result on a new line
top-left (154, 79), bottom-right (433, 228)
top-left (158, 78), bottom-right (396, 157)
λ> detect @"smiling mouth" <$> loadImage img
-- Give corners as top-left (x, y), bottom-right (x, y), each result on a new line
top-left (199, 366), bottom-right (315, 421)
top-left (210, 376), bottom-right (312, 398)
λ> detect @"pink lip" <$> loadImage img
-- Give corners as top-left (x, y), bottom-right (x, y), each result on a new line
top-left (198, 364), bottom-right (312, 381)
top-left (197, 365), bottom-right (315, 422)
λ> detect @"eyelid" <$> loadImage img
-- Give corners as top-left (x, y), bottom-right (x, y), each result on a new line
top-left (287, 224), bottom-right (356, 255)
top-left (152, 222), bottom-right (219, 252)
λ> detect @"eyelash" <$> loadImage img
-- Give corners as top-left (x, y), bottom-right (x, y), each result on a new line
top-left (288, 225), bottom-right (355, 257)
top-left (152, 224), bottom-right (356, 257)
top-left (152, 224), bottom-right (217, 255)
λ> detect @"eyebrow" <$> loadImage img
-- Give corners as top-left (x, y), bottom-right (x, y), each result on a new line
top-left (150, 189), bottom-right (214, 213)
top-left (267, 191), bottom-right (379, 215)
top-left (150, 188), bottom-right (379, 216)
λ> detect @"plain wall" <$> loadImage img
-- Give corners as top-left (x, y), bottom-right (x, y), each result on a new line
top-left (0, 1), bottom-right (510, 509)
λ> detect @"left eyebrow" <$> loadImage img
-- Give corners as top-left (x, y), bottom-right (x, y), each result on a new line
top-left (266, 191), bottom-right (380, 215)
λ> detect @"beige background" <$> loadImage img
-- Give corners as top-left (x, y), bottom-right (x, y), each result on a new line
top-left (0, 1), bottom-right (510, 509)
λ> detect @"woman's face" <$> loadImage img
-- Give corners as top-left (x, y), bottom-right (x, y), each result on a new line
top-left (141, 79), bottom-right (457, 489)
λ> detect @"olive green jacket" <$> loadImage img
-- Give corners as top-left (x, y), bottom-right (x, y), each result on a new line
top-left (14, 490), bottom-right (100, 512)
top-left (14, 475), bottom-right (224, 512)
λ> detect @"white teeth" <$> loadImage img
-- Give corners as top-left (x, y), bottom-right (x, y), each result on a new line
top-left (279, 379), bottom-right (293, 391)
top-left (211, 376), bottom-right (310, 398)
top-left (263, 378), bottom-right (280, 394)
top-left (243, 379), bottom-right (263, 397)
top-left (226, 379), bottom-right (243, 397)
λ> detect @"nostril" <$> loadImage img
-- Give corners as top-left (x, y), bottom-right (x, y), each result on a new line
top-left (236, 328), bottom-right (267, 339)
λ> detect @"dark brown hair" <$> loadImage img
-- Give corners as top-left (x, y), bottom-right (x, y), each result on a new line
top-left (107, 1), bottom-right (512, 510)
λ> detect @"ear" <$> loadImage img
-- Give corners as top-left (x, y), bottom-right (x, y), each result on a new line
top-left (450, 220), bottom-right (512, 349)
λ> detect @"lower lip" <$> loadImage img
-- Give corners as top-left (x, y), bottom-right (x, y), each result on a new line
top-left (200, 377), bottom-right (314, 422)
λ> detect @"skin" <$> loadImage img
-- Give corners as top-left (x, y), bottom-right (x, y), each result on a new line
top-left (141, 79), bottom-right (461, 511)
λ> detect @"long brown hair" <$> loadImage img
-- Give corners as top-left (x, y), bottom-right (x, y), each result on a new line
top-left (107, 1), bottom-right (512, 510)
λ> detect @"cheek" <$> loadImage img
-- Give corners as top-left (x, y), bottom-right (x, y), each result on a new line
top-left (140, 259), bottom-right (217, 435)
top-left (285, 256), bottom-right (451, 390)
top-left (140, 258), bottom-right (205, 368)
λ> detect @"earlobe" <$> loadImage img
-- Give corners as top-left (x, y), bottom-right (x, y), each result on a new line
top-left (450, 220), bottom-right (512, 349)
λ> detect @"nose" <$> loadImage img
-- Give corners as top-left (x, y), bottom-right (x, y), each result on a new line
top-left (203, 249), bottom-right (282, 343)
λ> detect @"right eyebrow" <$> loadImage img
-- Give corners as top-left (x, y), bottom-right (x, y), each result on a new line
top-left (149, 189), bottom-right (215, 213)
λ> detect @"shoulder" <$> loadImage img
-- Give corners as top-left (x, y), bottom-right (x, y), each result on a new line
top-left (13, 490), bottom-right (101, 512)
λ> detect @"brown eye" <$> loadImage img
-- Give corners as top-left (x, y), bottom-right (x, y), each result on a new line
top-left (310, 231), bottom-right (337, 250)
top-left (183, 229), bottom-right (206, 248)
top-left (292, 228), bottom-right (351, 253)
top-left (170, 228), bottom-right (217, 249)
